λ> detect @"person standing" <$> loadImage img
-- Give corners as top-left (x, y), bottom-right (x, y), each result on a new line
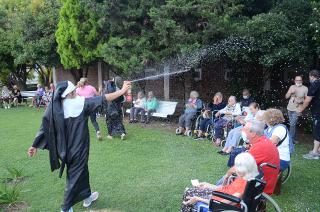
top-left (299, 70), bottom-right (320, 159)
top-left (240, 88), bottom-right (255, 108)
top-left (27, 80), bottom-right (131, 212)
top-left (76, 78), bottom-right (102, 140)
top-left (104, 78), bottom-right (127, 140)
top-left (285, 75), bottom-right (308, 143)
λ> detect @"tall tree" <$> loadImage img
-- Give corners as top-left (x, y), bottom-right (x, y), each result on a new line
top-left (56, 0), bottom-right (106, 81)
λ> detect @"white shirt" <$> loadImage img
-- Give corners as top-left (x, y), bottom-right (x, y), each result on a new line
top-left (267, 125), bottom-right (290, 161)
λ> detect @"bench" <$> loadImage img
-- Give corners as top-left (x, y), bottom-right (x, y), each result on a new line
top-left (125, 100), bottom-right (178, 118)
top-left (21, 91), bottom-right (37, 104)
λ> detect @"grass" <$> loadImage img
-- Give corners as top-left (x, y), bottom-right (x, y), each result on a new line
top-left (0, 107), bottom-right (319, 211)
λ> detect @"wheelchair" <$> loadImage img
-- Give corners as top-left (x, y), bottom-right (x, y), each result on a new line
top-left (195, 163), bottom-right (281, 212)
top-left (280, 165), bottom-right (291, 185)
top-left (176, 106), bottom-right (205, 137)
top-left (211, 116), bottom-right (238, 146)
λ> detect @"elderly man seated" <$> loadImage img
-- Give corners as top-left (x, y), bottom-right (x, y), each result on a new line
top-left (224, 120), bottom-right (280, 196)
top-left (177, 91), bottom-right (203, 136)
top-left (217, 103), bottom-right (264, 155)
top-left (180, 152), bottom-right (259, 212)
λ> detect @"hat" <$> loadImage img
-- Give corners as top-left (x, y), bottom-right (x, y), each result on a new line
top-left (61, 81), bottom-right (76, 98)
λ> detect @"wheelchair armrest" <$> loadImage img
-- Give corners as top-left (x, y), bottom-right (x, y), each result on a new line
top-left (211, 191), bottom-right (241, 204)
top-left (260, 163), bottom-right (277, 169)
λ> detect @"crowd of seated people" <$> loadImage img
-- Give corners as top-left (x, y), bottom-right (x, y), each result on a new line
top-left (177, 86), bottom-right (295, 211)
top-left (129, 91), bottom-right (158, 124)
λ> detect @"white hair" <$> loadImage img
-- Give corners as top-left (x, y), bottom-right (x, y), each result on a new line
top-left (190, 91), bottom-right (199, 98)
top-left (246, 120), bottom-right (265, 136)
top-left (234, 152), bottom-right (259, 181)
top-left (228, 95), bottom-right (237, 102)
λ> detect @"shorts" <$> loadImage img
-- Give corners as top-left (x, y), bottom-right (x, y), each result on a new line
top-left (313, 115), bottom-right (320, 141)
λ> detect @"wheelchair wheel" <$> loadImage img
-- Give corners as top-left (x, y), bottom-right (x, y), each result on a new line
top-left (220, 140), bottom-right (226, 147)
top-left (175, 128), bottom-right (181, 135)
top-left (256, 193), bottom-right (281, 212)
top-left (281, 165), bottom-right (291, 185)
top-left (186, 130), bottom-right (193, 137)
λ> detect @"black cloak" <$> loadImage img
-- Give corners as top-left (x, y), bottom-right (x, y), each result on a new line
top-left (32, 81), bottom-right (103, 211)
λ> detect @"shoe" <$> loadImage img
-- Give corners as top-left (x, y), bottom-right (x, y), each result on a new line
top-left (121, 133), bottom-right (126, 140)
top-left (141, 120), bottom-right (145, 123)
top-left (129, 120), bottom-right (134, 123)
top-left (96, 131), bottom-right (102, 140)
top-left (107, 135), bottom-right (113, 140)
top-left (61, 207), bottom-right (73, 212)
top-left (217, 150), bottom-right (224, 154)
top-left (303, 153), bottom-right (319, 160)
top-left (83, 191), bottom-right (99, 208)
top-left (221, 152), bottom-right (230, 156)
top-left (194, 137), bottom-right (204, 141)
top-left (308, 151), bottom-right (320, 156)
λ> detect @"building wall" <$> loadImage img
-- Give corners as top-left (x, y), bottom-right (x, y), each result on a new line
top-left (55, 62), bottom-right (116, 90)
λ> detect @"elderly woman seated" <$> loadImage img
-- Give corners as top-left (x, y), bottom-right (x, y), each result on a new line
top-left (263, 109), bottom-right (292, 171)
top-left (217, 103), bottom-right (264, 155)
top-left (177, 91), bottom-right (203, 136)
top-left (142, 91), bottom-right (158, 124)
top-left (180, 152), bottom-right (259, 212)
top-left (213, 96), bottom-right (241, 146)
top-left (194, 92), bottom-right (226, 140)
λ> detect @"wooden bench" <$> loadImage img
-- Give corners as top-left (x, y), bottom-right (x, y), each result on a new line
top-left (126, 100), bottom-right (178, 118)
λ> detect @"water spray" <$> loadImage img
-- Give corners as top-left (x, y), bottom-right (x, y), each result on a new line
top-left (131, 68), bottom-right (191, 83)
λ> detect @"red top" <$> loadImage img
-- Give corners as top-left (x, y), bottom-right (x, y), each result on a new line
top-left (249, 136), bottom-right (280, 195)
top-left (213, 178), bottom-right (247, 202)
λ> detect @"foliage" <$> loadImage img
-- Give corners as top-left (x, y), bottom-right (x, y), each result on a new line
top-left (4, 167), bottom-right (25, 183)
top-left (56, 0), bottom-right (106, 69)
top-left (0, 0), bottom-right (60, 87)
top-left (310, 1), bottom-right (320, 55)
top-left (0, 184), bottom-right (21, 205)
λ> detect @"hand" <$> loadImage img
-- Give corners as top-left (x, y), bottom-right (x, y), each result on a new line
top-left (297, 106), bottom-right (303, 113)
top-left (290, 87), bottom-right (296, 95)
top-left (121, 81), bottom-right (131, 93)
top-left (183, 196), bottom-right (199, 205)
top-left (215, 112), bottom-right (220, 117)
top-left (28, 147), bottom-right (37, 157)
top-left (197, 182), bottom-right (210, 189)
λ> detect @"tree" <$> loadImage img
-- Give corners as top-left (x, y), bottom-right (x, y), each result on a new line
top-left (56, 0), bottom-right (106, 81)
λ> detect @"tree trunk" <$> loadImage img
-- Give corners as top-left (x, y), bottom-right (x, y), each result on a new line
top-left (70, 68), bottom-right (83, 83)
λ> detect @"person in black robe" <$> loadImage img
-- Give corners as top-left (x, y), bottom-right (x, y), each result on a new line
top-left (27, 80), bottom-right (131, 212)
top-left (104, 78), bottom-right (127, 140)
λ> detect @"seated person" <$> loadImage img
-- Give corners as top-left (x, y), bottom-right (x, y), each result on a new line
top-left (180, 152), bottom-right (259, 212)
top-left (225, 120), bottom-right (280, 195)
top-left (263, 109), bottom-right (292, 171)
top-left (12, 85), bottom-right (22, 107)
top-left (213, 96), bottom-right (241, 146)
top-left (129, 91), bottom-right (146, 123)
top-left (1, 86), bottom-right (11, 109)
top-left (195, 92), bottom-right (226, 140)
top-left (240, 88), bottom-right (255, 108)
top-left (177, 91), bottom-right (203, 135)
top-left (218, 103), bottom-right (263, 155)
top-left (142, 91), bottom-right (158, 124)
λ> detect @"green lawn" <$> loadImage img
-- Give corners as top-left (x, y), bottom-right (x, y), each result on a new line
top-left (0, 107), bottom-right (319, 212)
